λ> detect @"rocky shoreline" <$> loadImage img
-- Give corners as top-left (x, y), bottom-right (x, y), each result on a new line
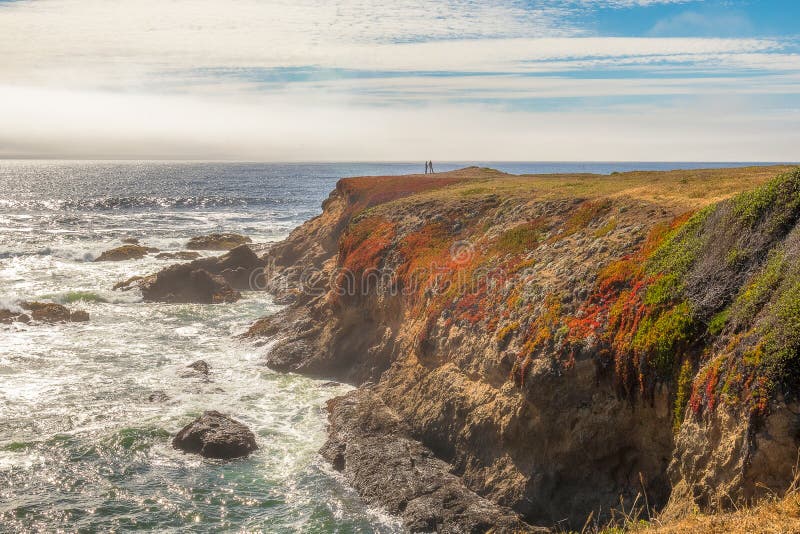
top-left (247, 166), bottom-right (800, 532)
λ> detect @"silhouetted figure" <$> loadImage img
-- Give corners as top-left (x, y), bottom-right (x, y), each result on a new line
top-left (424, 161), bottom-right (429, 174)
top-left (429, 161), bottom-right (435, 174)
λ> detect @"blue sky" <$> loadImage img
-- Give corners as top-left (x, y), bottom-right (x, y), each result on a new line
top-left (0, 0), bottom-right (799, 160)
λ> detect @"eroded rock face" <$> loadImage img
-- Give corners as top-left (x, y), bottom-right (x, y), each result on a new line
top-left (172, 411), bottom-right (258, 459)
top-left (95, 244), bottom-right (158, 261)
top-left (186, 233), bottom-right (252, 251)
top-left (321, 390), bottom-right (544, 533)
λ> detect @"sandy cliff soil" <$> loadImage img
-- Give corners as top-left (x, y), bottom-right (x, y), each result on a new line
top-left (248, 165), bottom-right (800, 532)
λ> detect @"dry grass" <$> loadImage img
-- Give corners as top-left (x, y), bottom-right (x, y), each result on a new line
top-left (367, 165), bottom-right (795, 215)
top-left (638, 493), bottom-right (800, 534)
top-left (580, 468), bottom-right (800, 534)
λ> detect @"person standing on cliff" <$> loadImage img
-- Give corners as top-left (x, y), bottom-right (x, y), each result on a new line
top-left (429, 161), bottom-right (435, 174)
top-left (424, 161), bottom-right (429, 174)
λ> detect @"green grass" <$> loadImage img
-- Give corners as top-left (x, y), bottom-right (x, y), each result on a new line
top-left (497, 222), bottom-right (544, 254)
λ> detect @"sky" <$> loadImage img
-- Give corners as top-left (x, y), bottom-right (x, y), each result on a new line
top-left (1, 0), bottom-right (799, 161)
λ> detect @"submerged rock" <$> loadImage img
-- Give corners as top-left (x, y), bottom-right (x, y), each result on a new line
top-left (186, 233), bottom-right (252, 251)
top-left (148, 391), bottom-right (170, 403)
top-left (121, 237), bottom-right (140, 244)
top-left (95, 244), bottom-right (158, 262)
top-left (155, 251), bottom-right (202, 261)
top-left (0, 309), bottom-right (30, 324)
top-left (179, 360), bottom-right (210, 379)
top-left (172, 410), bottom-right (258, 459)
top-left (15, 302), bottom-right (90, 323)
top-left (69, 309), bottom-right (90, 322)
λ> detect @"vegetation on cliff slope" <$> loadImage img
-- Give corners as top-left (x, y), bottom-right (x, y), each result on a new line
top-left (331, 166), bottom-right (800, 427)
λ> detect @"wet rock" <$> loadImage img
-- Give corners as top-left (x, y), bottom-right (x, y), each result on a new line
top-left (114, 245), bottom-right (263, 300)
top-left (187, 360), bottom-right (210, 375)
top-left (186, 233), bottom-right (252, 251)
top-left (121, 237), bottom-right (140, 244)
top-left (148, 391), bottom-right (170, 403)
top-left (20, 301), bottom-right (72, 323)
top-left (172, 410), bottom-right (258, 459)
top-left (190, 245), bottom-right (264, 290)
top-left (95, 244), bottom-right (158, 262)
top-left (114, 265), bottom-right (240, 304)
top-left (0, 309), bottom-right (30, 324)
top-left (2, 303), bottom-right (88, 324)
top-left (321, 390), bottom-right (543, 533)
top-left (69, 310), bottom-right (90, 322)
top-left (155, 251), bottom-right (202, 261)
top-left (113, 275), bottom-right (143, 291)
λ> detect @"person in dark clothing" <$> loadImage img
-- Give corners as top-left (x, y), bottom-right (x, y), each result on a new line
top-left (429, 161), bottom-right (435, 174)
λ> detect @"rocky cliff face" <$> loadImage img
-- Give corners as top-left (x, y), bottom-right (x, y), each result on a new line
top-left (249, 166), bottom-right (800, 530)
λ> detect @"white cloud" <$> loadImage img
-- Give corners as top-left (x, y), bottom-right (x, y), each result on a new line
top-left (0, 0), bottom-right (797, 160)
top-left (649, 10), bottom-right (753, 37)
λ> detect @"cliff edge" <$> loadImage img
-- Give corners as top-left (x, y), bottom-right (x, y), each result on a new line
top-left (249, 165), bottom-right (800, 531)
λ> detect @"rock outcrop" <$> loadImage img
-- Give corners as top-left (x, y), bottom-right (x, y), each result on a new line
top-left (186, 233), bottom-right (252, 251)
top-left (248, 166), bottom-right (800, 530)
top-left (113, 245), bottom-right (264, 302)
top-left (95, 244), bottom-right (158, 261)
top-left (179, 359), bottom-right (211, 379)
top-left (188, 244), bottom-right (264, 290)
top-left (321, 389), bottom-right (545, 533)
top-left (172, 410), bottom-right (258, 459)
top-left (1, 302), bottom-right (90, 324)
top-left (0, 308), bottom-right (30, 324)
top-left (133, 265), bottom-right (240, 303)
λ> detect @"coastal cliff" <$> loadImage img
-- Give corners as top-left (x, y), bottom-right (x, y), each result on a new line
top-left (249, 166), bottom-right (800, 531)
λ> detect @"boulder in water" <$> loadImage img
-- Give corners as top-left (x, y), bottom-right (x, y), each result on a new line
top-left (172, 410), bottom-right (258, 459)
top-left (148, 391), bottom-right (170, 403)
top-left (114, 264), bottom-right (240, 304)
top-left (190, 245), bottom-right (264, 290)
top-left (20, 301), bottom-right (89, 323)
top-left (179, 359), bottom-right (210, 379)
top-left (113, 245), bottom-right (264, 300)
top-left (2, 302), bottom-right (88, 323)
top-left (186, 233), bottom-right (252, 251)
top-left (121, 237), bottom-right (140, 244)
top-left (95, 244), bottom-right (158, 262)
top-left (69, 309), bottom-right (90, 322)
top-left (0, 309), bottom-right (30, 324)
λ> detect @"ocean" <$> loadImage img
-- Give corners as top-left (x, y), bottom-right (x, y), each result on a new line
top-left (0, 160), bottom-right (783, 532)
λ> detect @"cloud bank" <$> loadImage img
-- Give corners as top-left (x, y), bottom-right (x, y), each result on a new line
top-left (0, 0), bottom-right (798, 160)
